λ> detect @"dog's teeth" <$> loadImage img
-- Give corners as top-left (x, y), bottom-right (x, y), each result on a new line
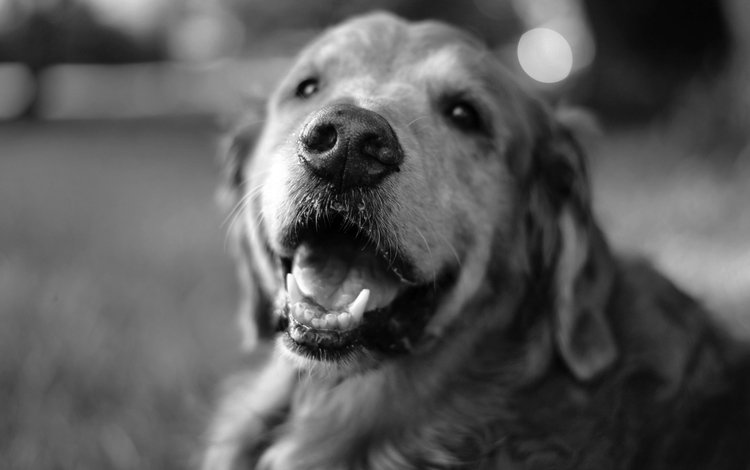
top-left (348, 289), bottom-right (370, 322)
top-left (286, 273), bottom-right (304, 303)
top-left (338, 312), bottom-right (352, 329)
top-left (290, 302), bottom-right (301, 318)
top-left (303, 308), bottom-right (314, 322)
top-left (287, 285), bottom-right (369, 330)
top-left (324, 313), bottom-right (338, 329)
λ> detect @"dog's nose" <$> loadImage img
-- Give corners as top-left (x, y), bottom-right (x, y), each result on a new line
top-left (298, 104), bottom-right (404, 190)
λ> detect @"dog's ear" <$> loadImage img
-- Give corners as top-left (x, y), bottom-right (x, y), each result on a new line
top-left (217, 122), bottom-right (259, 210)
top-left (524, 115), bottom-right (618, 381)
top-left (219, 120), bottom-right (276, 351)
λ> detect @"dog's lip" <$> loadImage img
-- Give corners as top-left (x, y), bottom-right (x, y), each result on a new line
top-left (285, 314), bottom-right (361, 351)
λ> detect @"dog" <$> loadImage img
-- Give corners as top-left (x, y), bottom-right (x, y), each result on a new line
top-left (203, 12), bottom-right (750, 470)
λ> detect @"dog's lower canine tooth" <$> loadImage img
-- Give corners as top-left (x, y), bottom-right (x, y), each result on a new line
top-left (286, 273), bottom-right (304, 303)
top-left (348, 289), bottom-right (370, 322)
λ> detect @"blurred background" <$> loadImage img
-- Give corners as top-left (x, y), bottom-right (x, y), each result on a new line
top-left (1, 0), bottom-right (748, 468)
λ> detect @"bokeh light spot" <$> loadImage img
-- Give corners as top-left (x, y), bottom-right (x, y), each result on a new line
top-left (517, 27), bottom-right (573, 84)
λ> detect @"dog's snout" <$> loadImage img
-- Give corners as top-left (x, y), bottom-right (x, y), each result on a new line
top-left (298, 104), bottom-right (404, 190)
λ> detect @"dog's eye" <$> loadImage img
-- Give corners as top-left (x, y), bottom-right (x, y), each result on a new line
top-left (445, 101), bottom-right (483, 132)
top-left (295, 78), bottom-right (320, 98)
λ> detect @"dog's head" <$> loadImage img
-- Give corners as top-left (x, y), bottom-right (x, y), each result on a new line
top-left (222, 13), bottom-right (617, 379)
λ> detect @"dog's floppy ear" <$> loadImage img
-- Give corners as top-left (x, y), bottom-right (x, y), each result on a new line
top-left (524, 114), bottom-right (618, 381)
top-left (218, 119), bottom-right (276, 351)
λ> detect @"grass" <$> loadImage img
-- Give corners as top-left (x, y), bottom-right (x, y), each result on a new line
top-left (0, 110), bottom-right (748, 468)
top-left (0, 119), bottom-right (247, 469)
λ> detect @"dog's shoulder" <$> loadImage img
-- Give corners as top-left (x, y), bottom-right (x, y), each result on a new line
top-left (509, 257), bottom-right (750, 469)
top-left (609, 257), bottom-right (740, 385)
top-left (604, 257), bottom-right (750, 468)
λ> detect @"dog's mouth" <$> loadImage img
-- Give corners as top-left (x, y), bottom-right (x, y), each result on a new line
top-left (273, 214), bottom-right (454, 363)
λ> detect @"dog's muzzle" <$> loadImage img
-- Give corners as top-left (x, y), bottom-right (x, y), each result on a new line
top-left (273, 104), bottom-right (452, 361)
top-left (297, 104), bottom-right (404, 191)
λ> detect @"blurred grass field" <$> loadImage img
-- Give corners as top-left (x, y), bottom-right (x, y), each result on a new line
top-left (0, 119), bottom-right (247, 469)
top-left (1, 108), bottom-right (749, 468)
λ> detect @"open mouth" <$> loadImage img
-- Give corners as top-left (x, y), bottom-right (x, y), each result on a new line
top-left (272, 213), bottom-right (453, 362)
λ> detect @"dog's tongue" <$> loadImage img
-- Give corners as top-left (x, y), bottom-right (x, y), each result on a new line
top-left (292, 239), bottom-right (401, 311)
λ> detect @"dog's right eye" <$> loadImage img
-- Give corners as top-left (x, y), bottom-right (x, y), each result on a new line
top-left (444, 100), bottom-right (484, 134)
top-left (295, 78), bottom-right (320, 98)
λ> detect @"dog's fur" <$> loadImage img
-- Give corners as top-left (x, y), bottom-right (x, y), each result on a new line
top-left (204, 13), bottom-right (750, 470)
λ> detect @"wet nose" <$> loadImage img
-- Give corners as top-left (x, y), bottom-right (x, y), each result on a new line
top-left (297, 104), bottom-right (404, 190)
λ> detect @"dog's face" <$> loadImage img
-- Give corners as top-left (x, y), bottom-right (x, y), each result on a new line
top-left (226, 13), bottom-right (615, 378)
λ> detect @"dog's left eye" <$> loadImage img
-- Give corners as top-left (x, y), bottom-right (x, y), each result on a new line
top-left (445, 101), bottom-right (483, 132)
top-left (295, 78), bottom-right (320, 98)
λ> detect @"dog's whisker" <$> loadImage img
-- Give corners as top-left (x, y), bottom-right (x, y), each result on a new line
top-left (221, 187), bottom-right (269, 253)
top-left (407, 115), bottom-right (430, 129)
top-left (222, 202), bottom-right (254, 251)
top-left (221, 178), bottom-right (268, 229)
top-left (435, 230), bottom-right (462, 269)
top-left (223, 198), bottom-right (248, 237)
top-left (254, 208), bottom-right (266, 227)
top-left (222, 193), bottom-right (252, 231)
top-left (414, 227), bottom-right (438, 284)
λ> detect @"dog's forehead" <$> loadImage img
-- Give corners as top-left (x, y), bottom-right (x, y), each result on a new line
top-left (304, 13), bottom-right (489, 78)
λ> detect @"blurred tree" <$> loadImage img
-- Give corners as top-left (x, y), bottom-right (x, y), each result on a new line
top-left (575, 0), bottom-right (731, 122)
top-left (227, 0), bottom-right (522, 53)
top-left (0, 0), bottom-right (164, 119)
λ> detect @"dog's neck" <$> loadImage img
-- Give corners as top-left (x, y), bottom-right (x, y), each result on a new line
top-left (256, 303), bottom-right (548, 469)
